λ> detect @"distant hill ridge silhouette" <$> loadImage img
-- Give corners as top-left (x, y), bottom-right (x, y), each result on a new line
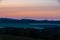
top-left (0, 18), bottom-right (60, 24)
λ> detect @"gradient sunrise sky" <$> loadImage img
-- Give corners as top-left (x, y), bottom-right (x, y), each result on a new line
top-left (0, 0), bottom-right (60, 20)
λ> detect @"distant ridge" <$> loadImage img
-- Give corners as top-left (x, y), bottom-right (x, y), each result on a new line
top-left (0, 18), bottom-right (60, 24)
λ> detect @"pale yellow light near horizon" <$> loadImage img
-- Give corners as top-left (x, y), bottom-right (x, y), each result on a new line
top-left (0, 0), bottom-right (59, 7)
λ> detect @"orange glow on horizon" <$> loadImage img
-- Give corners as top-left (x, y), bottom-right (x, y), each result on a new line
top-left (0, 7), bottom-right (60, 20)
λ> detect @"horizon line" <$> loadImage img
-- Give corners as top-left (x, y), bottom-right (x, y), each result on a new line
top-left (0, 17), bottom-right (60, 21)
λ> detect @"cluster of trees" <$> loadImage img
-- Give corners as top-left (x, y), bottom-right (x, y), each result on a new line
top-left (0, 27), bottom-right (60, 40)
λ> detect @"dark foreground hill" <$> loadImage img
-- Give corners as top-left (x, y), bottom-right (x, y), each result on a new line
top-left (0, 34), bottom-right (41, 40)
top-left (0, 18), bottom-right (60, 40)
top-left (0, 27), bottom-right (60, 40)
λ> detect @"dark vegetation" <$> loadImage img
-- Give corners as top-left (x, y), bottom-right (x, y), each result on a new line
top-left (0, 27), bottom-right (60, 40)
top-left (0, 18), bottom-right (60, 40)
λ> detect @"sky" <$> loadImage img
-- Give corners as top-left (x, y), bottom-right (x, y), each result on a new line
top-left (0, 0), bottom-right (60, 20)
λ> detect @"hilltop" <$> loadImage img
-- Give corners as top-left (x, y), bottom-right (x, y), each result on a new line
top-left (0, 18), bottom-right (60, 24)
